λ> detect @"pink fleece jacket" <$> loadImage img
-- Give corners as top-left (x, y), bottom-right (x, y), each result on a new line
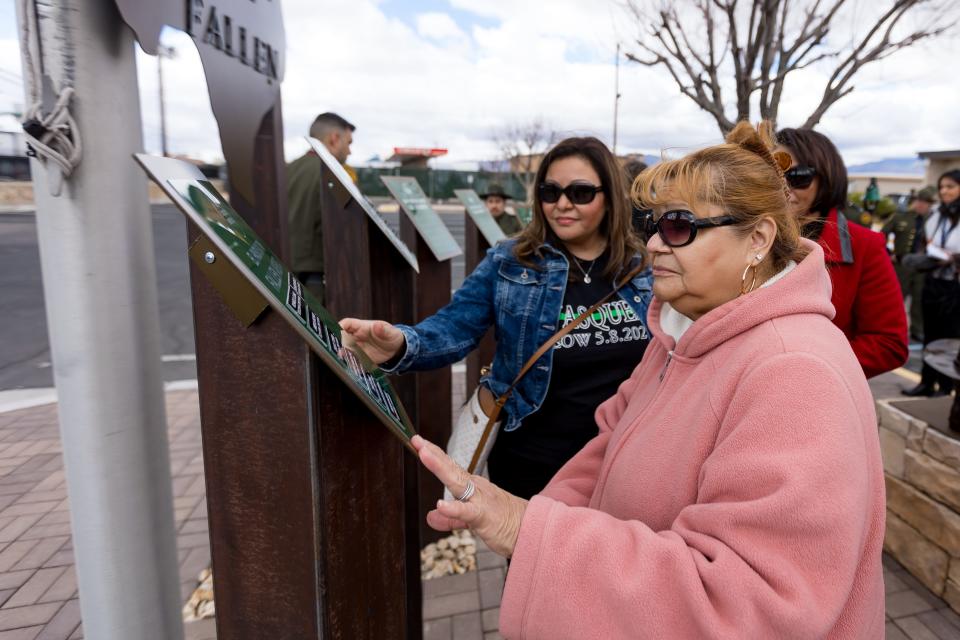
top-left (499, 241), bottom-right (886, 639)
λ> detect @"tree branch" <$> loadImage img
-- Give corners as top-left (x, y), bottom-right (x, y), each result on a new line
top-left (622, 0), bottom-right (957, 133)
top-left (802, 0), bottom-right (953, 128)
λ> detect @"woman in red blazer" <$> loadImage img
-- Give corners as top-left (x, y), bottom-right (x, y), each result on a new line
top-left (775, 128), bottom-right (908, 379)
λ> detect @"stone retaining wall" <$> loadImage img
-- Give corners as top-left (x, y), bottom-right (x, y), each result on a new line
top-left (0, 181), bottom-right (33, 206)
top-left (878, 399), bottom-right (960, 612)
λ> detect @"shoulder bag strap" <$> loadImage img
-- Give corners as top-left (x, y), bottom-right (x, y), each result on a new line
top-left (467, 262), bottom-right (645, 472)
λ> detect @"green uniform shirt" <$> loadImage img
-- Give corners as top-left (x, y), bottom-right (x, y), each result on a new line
top-left (881, 210), bottom-right (922, 258)
top-left (495, 212), bottom-right (524, 236)
top-left (286, 152), bottom-right (325, 274)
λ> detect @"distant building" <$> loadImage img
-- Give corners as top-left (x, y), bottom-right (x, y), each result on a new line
top-left (0, 114), bottom-right (30, 181)
top-left (847, 174), bottom-right (923, 197)
top-left (478, 159), bottom-right (510, 173)
top-left (918, 150), bottom-right (960, 188)
top-left (386, 147), bottom-right (448, 169)
top-left (509, 152), bottom-right (545, 175)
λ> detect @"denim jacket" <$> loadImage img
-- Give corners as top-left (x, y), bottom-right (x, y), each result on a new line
top-left (383, 239), bottom-right (653, 432)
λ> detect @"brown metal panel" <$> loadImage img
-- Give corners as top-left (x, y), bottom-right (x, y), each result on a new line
top-left (191, 102), bottom-right (322, 639)
top-left (190, 263), bottom-right (320, 639)
top-left (400, 216), bottom-right (452, 546)
top-left (366, 210), bottom-right (422, 640)
top-left (464, 215), bottom-right (495, 393)
top-left (312, 360), bottom-right (410, 636)
top-left (192, 101), bottom-right (416, 639)
top-left (319, 167), bottom-right (421, 638)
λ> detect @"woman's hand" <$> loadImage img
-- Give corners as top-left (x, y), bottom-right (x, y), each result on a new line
top-left (412, 435), bottom-right (528, 558)
top-left (338, 318), bottom-right (405, 365)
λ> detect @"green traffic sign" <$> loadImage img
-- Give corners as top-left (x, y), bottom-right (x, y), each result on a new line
top-left (453, 189), bottom-right (506, 247)
top-left (135, 154), bottom-right (416, 449)
top-left (381, 176), bottom-right (462, 262)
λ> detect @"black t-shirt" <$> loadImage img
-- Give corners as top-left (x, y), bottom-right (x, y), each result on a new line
top-left (493, 254), bottom-right (650, 468)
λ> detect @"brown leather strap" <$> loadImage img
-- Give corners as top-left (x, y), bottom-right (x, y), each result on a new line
top-left (467, 262), bottom-right (645, 472)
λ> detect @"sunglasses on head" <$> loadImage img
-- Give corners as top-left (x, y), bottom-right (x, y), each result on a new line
top-left (641, 209), bottom-right (738, 248)
top-left (538, 182), bottom-right (603, 205)
top-left (784, 166), bottom-right (817, 190)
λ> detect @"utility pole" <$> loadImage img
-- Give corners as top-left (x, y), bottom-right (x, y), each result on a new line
top-left (13, 0), bottom-right (182, 638)
top-left (157, 45), bottom-right (175, 157)
top-left (613, 43), bottom-right (622, 155)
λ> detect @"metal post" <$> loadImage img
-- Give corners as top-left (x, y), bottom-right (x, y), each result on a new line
top-left (399, 216), bottom-right (453, 545)
top-left (157, 45), bottom-right (172, 157)
top-left (13, 1), bottom-right (182, 638)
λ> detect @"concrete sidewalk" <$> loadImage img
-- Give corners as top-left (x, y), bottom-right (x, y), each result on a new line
top-left (0, 371), bottom-right (956, 639)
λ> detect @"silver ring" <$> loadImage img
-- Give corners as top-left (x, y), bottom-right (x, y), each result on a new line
top-left (455, 478), bottom-right (476, 502)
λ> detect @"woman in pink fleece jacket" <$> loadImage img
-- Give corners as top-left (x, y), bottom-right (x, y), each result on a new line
top-left (412, 122), bottom-right (886, 639)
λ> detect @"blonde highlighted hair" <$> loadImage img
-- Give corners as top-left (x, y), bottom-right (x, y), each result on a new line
top-left (632, 121), bottom-right (808, 271)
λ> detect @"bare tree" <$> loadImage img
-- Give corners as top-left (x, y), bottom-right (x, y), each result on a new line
top-left (493, 118), bottom-right (558, 202)
top-left (624, 0), bottom-right (956, 133)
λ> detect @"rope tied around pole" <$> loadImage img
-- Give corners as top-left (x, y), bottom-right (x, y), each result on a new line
top-left (17, 0), bottom-right (83, 196)
top-left (22, 88), bottom-right (82, 181)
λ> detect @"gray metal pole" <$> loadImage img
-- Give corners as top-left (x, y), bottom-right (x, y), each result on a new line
top-left (13, 0), bottom-right (184, 638)
top-left (158, 50), bottom-right (168, 157)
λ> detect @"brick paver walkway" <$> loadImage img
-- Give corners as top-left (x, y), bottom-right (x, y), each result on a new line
top-left (0, 373), bottom-right (957, 638)
top-left (0, 390), bottom-right (211, 640)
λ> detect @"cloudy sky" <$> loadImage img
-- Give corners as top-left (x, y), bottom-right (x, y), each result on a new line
top-left (0, 0), bottom-right (957, 167)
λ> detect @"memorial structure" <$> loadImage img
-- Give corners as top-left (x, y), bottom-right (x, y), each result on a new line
top-left (136, 153), bottom-right (424, 638)
top-left (382, 176), bottom-right (462, 543)
top-left (114, 1), bottom-right (425, 637)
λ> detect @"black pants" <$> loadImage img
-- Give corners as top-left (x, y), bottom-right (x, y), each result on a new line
top-left (487, 444), bottom-right (562, 501)
top-left (920, 277), bottom-right (960, 390)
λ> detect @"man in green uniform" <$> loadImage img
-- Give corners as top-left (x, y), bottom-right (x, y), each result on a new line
top-left (287, 112), bottom-right (356, 300)
top-left (480, 183), bottom-right (523, 236)
top-left (882, 186), bottom-right (936, 341)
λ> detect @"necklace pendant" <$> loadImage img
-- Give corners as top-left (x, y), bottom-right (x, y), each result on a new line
top-left (583, 275), bottom-right (591, 284)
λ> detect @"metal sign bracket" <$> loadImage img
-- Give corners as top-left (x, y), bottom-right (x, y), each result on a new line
top-left (325, 172), bottom-right (353, 210)
top-left (188, 234), bottom-right (268, 327)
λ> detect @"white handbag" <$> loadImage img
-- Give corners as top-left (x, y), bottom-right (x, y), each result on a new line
top-left (444, 386), bottom-right (500, 500)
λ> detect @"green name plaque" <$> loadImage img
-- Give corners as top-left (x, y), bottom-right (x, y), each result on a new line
top-left (381, 176), bottom-right (462, 262)
top-left (453, 189), bottom-right (506, 247)
top-left (134, 155), bottom-right (416, 449)
top-left (307, 137), bottom-right (419, 273)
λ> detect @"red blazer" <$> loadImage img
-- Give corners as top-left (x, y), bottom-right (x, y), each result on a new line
top-left (818, 208), bottom-right (908, 378)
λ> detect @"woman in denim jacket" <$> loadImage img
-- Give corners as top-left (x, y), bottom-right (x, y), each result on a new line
top-left (342, 137), bottom-right (653, 498)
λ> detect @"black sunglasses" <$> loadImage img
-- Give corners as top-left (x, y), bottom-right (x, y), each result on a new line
top-left (641, 210), bottom-right (738, 248)
top-left (784, 166), bottom-right (817, 190)
top-left (538, 182), bottom-right (603, 205)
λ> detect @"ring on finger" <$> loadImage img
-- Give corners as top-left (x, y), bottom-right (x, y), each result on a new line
top-left (455, 478), bottom-right (476, 502)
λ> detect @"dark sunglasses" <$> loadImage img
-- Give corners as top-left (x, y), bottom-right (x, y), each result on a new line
top-left (641, 210), bottom-right (738, 248)
top-left (784, 166), bottom-right (817, 190)
top-left (538, 182), bottom-right (603, 205)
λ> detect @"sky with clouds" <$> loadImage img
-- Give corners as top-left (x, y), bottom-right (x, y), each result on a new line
top-left (0, 0), bottom-right (957, 168)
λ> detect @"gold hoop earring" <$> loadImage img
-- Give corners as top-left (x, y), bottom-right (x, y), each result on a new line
top-left (740, 263), bottom-right (758, 295)
top-left (740, 254), bottom-right (765, 295)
